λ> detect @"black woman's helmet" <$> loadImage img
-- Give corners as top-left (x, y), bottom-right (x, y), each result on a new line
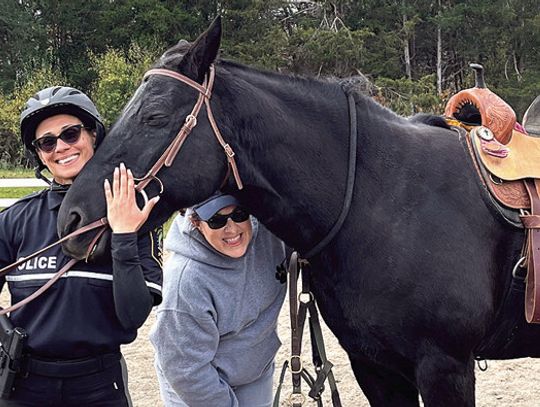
top-left (20, 86), bottom-right (105, 179)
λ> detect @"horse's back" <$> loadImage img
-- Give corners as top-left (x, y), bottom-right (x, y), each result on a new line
top-left (312, 109), bottom-right (525, 360)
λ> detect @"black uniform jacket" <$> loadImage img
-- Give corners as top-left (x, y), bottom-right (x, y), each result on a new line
top-left (0, 189), bottom-right (162, 359)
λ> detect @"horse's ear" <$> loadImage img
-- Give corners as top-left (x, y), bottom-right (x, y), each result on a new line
top-left (160, 39), bottom-right (191, 66)
top-left (179, 16), bottom-right (222, 83)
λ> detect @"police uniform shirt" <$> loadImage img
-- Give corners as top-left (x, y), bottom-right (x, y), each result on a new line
top-left (0, 189), bottom-right (163, 359)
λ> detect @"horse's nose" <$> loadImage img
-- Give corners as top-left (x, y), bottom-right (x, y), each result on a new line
top-left (61, 209), bottom-right (83, 238)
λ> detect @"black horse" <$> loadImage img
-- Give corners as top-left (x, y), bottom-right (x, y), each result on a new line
top-left (58, 18), bottom-right (540, 406)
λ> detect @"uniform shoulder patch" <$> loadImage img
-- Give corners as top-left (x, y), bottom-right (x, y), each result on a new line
top-left (149, 226), bottom-right (164, 267)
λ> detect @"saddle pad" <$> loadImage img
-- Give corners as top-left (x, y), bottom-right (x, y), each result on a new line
top-left (473, 128), bottom-right (540, 180)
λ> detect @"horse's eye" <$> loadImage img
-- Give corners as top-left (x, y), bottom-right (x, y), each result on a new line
top-left (143, 114), bottom-right (169, 127)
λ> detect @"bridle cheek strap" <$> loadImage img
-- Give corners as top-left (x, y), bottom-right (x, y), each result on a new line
top-left (136, 65), bottom-right (243, 193)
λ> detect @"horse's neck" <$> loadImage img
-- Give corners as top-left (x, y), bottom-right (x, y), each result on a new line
top-left (219, 67), bottom-right (353, 252)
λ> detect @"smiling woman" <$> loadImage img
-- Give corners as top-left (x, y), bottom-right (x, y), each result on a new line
top-left (150, 193), bottom-right (287, 407)
top-left (33, 114), bottom-right (96, 184)
top-left (0, 85), bottom-right (163, 406)
top-left (191, 194), bottom-right (253, 258)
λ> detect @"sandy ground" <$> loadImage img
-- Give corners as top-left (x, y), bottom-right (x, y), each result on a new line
top-left (124, 300), bottom-right (540, 406)
top-left (1, 253), bottom-right (537, 406)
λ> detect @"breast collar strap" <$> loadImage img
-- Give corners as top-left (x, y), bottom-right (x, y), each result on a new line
top-left (135, 65), bottom-right (243, 195)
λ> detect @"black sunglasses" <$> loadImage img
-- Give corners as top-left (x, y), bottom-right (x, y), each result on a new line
top-left (32, 124), bottom-right (88, 153)
top-left (206, 207), bottom-right (250, 229)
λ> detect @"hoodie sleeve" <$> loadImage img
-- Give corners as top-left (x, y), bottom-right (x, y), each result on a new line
top-left (152, 308), bottom-right (239, 407)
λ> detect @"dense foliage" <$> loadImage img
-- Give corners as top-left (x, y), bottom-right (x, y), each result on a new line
top-left (1, 0), bottom-right (538, 167)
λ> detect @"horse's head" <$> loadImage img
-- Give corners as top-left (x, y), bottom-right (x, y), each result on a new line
top-left (58, 17), bottom-right (231, 260)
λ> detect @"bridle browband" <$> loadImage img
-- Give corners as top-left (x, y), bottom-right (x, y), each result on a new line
top-left (134, 64), bottom-right (243, 198)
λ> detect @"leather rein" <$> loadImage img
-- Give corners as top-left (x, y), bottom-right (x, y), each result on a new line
top-left (0, 217), bottom-right (108, 315)
top-left (0, 66), bottom-right (356, 317)
top-left (302, 91), bottom-right (358, 259)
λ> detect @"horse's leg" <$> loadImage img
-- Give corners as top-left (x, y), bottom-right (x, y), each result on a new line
top-left (350, 355), bottom-right (420, 407)
top-left (416, 353), bottom-right (475, 407)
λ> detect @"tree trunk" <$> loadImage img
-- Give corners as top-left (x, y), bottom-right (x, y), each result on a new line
top-left (437, 0), bottom-right (443, 95)
top-left (403, 12), bottom-right (412, 80)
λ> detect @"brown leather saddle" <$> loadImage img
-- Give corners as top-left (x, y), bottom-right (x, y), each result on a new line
top-left (446, 64), bottom-right (540, 324)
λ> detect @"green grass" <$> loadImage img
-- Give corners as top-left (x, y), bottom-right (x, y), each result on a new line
top-left (163, 215), bottom-right (176, 235)
top-left (0, 186), bottom-right (45, 199)
top-left (0, 168), bottom-right (47, 210)
top-left (0, 168), bottom-right (36, 178)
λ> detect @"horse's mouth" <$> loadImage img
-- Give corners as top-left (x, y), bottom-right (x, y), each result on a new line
top-left (61, 229), bottom-right (112, 263)
top-left (60, 211), bottom-right (112, 262)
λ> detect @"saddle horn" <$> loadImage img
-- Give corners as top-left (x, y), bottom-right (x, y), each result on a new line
top-left (470, 63), bottom-right (486, 89)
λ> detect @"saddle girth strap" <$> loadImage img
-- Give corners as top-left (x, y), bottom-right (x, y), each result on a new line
top-left (520, 179), bottom-right (540, 323)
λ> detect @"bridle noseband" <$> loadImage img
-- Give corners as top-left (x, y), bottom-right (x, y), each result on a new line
top-left (133, 64), bottom-right (243, 198)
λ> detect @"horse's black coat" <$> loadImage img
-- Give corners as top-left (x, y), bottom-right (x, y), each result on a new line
top-left (58, 18), bottom-right (540, 406)
top-left (409, 112), bottom-right (451, 129)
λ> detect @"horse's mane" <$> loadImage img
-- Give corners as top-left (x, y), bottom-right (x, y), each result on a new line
top-left (156, 40), bottom-right (401, 125)
top-left (154, 42), bottom-right (404, 144)
top-left (218, 59), bottom-right (402, 121)
top-left (219, 59), bottom-right (343, 97)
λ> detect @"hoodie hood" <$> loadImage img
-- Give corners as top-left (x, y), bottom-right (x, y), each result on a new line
top-left (164, 209), bottom-right (259, 270)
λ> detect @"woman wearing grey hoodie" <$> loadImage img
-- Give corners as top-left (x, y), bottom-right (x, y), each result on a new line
top-left (150, 194), bottom-right (286, 407)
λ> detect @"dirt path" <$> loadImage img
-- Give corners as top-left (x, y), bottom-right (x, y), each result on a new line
top-left (125, 305), bottom-right (540, 406)
top-left (2, 263), bottom-right (534, 405)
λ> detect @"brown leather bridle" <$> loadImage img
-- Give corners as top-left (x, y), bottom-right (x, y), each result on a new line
top-left (134, 64), bottom-right (243, 198)
top-left (0, 65), bottom-right (244, 314)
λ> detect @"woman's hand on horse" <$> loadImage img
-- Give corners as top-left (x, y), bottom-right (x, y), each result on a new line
top-left (104, 163), bottom-right (160, 233)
